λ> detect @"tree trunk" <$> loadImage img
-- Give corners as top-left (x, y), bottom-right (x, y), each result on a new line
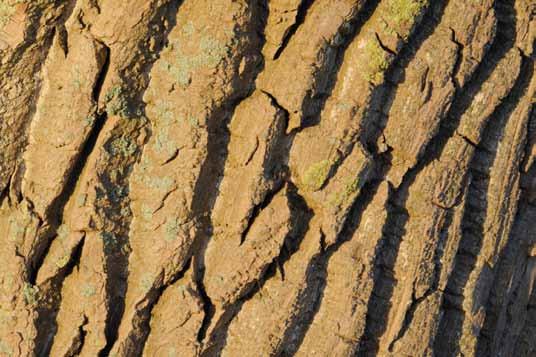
top-left (0, 0), bottom-right (534, 356)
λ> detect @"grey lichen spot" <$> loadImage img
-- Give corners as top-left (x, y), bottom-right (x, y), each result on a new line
top-left (149, 176), bottom-right (174, 191)
top-left (107, 136), bottom-right (137, 157)
top-left (164, 217), bottom-right (180, 242)
top-left (84, 114), bottom-right (96, 127)
top-left (101, 231), bottom-right (117, 252)
top-left (154, 130), bottom-right (177, 157)
top-left (8, 216), bottom-right (25, 242)
top-left (154, 100), bottom-right (178, 125)
top-left (141, 204), bottom-right (153, 221)
top-left (105, 85), bottom-right (130, 118)
top-left (72, 65), bottom-right (85, 90)
top-left (159, 22), bottom-right (228, 89)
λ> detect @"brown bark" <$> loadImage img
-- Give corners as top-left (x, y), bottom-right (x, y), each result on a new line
top-left (0, 0), bottom-right (534, 356)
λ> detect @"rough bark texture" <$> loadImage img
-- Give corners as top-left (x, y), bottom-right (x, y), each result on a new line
top-left (0, 0), bottom-right (535, 356)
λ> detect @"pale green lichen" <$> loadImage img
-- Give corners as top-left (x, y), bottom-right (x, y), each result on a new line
top-left (23, 283), bottom-right (38, 305)
top-left (57, 225), bottom-right (70, 240)
top-left (80, 283), bottom-right (96, 298)
top-left (0, 2), bottom-right (16, 29)
top-left (362, 39), bottom-right (390, 85)
top-left (140, 274), bottom-right (153, 290)
top-left (132, 143), bottom-right (175, 192)
top-left (336, 102), bottom-right (353, 111)
top-left (182, 21), bottom-right (195, 36)
top-left (387, 0), bottom-right (427, 30)
top-left (188, 115), bottom-right (199, 128)
top-left (55, 254), bottom-right (69, 268)
top-left (76, 193), bottom-right (87, 207)
top-left (0, 340), bottom-right (12, 357)
top-left (302, 160), bottom-right (331, 191)
top-left (72, 65), bottom-right (85, 90)
top-left (328, 177), bottom-right (363, 208)
top-left (104, 85), bottom-right (122, 101)
top-left (140, 204), bottom-right (153, 221)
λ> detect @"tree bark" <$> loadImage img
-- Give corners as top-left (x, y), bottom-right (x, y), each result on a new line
top-left (0, 0), bottom-right (534, 356)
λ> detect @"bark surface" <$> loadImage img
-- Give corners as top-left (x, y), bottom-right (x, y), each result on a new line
top-left (0, 0), bottom-right (535, 356)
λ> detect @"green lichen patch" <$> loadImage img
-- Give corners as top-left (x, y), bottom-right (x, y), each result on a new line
top-left (182, 21), bottom-right (195, 36)
top-left (167, 347), bottom-right (178, 357)
top-left (57, 225), bottom-right (70, 240)
top-left (328, 177), bottom-right (363, 208)
top-left (302, 160), bottom-right (332, 191)
top-left (386, 0), bottom-right (427, 35)
top-left (55, 254), bottom-right (70, 268)
top-left (23, 283), bottom-right (39, 305)
top-left (362, 38), bottom-right (390, 85)
top-left (0, 1), bottom-right (16, 29)
top-left (0, 340), bottom-right (12, 356)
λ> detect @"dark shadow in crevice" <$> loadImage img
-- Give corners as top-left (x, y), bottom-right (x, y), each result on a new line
top-left (278, 173), bottom-right (388, 356)
top-left (35, 235), bottom-right (85, 357)
top-left (358, 0), bottom-right (522, 353)
top-left (199, 184), bottom-right (313, 356)
top-left (272, 0), bottom-right (315, 60)
top-left (97, 1), bottom-right (183, 355)
top-left (299, 0), bottom-right (383, 130)
top-left (188, 1), bottom-right (270, 345)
